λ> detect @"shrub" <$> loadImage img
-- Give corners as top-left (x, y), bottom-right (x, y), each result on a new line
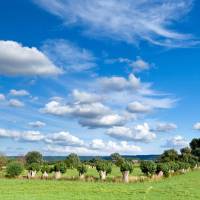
top-left (158, 149), bottom-right (179, 162)
top-left (77, 164), bottom-right (87, 175)
top-left (6, 161), bottom-right (24, 178)
top-left (120, 161), bottom-right (133, 173)
top-left (27, 162), bottom-right (41, 172)
top-left (140, 161), bottom-right (157, 176)
top-left (156, 163), bottom-right (169, 177)
top-left (25, 151), bottom-right (43, 165)
top-left (53, 162), bottom-right (67, 174)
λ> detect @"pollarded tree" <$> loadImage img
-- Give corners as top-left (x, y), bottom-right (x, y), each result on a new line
top-left (110, 153), bottom-right (125, 167)
top-left (65, 153), bottom-right (80, 169)
top-left (25, 151), bottom-right (43, 165)
top-left (41, 164), bottom-right (50, 179)
top-left (96, 160), bottom-right (112, 180)
top-left (27, 162), bottom-right (41, 178)
top-left (53, 162), bottom-right (67, 179)
top-left (140, 161), bottom-right (157, 177)
top-left (77, 164), bottom-right (87, 179)
top-left (120, 160), bottom-right (133, 183)
top-left (156, 163), bottom-right (169, 177)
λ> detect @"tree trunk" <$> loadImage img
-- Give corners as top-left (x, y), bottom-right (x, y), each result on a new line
top-left (100, 171), bottom-right (106, 180)
top-left (55, 171), bottom-right (61, 179)
top-left (79, 173), bottom-right (85, 180)
top-left (122, 171), bottom-right (129, 183)
top-left (42, 171), bottom-right (48, 179)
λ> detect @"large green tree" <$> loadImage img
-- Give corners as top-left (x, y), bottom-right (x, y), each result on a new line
top-left (65, 153), bottom-right (80, 169)
top-left (25, 151), bottom-right (43, 165)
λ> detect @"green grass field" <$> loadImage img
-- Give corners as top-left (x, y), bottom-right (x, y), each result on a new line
top-left (0, 170), bottom-right (199, 200)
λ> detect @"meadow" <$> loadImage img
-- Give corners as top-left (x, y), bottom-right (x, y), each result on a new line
top-left (0, 170), bottom-right (199, 200)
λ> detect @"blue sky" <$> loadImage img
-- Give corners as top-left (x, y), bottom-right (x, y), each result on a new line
top-left (0, 0), bottom-right (200, 156)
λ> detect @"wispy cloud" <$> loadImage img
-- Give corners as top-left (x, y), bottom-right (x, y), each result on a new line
top-left (34, 0), bottom-right (198, 47)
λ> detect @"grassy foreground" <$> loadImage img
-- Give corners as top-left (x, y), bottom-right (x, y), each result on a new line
top-left (0, 170), bottom-right (200, 200)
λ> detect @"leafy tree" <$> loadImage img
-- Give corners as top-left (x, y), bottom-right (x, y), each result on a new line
top-left (168, 162), bottom-right (179, 172)
top-left (180, 147), bottom-right (191, 155)
top-left (110, 153), bottom-right (125, 167)
top-left (158, 149), bottom-right (179, 162)
top-left (156, 163), bottom-right (169, 177)
top-left (140, 161), bottom-right (157, 176)
top-left (6, 161), bottom-right (24, 178)
top-left (0, 155), bottom-right (7, 170)
top-left (96, 160), bottom-right (112, 180)
top-left (27, 163), bottom-right (41, 172)
top-left (41, 164), bottom-right (50, 173)
top-left (65, 153), bottom-right (80, 169)
top-left (53, 162), bottom-right (67, 174)
top-left (25, 151), bottom-right (43, 165)
top-left (77, 164), bottom-right (87, 177)
top-left (190, 138), bottom-right (200, 160)
top-left (120, 160), bottom-right (133, 183)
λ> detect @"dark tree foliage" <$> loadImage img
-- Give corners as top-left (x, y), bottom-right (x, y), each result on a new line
top-left (27, 162), bottom-right (41, 172)
top-left (96, 160), bottom-right (112, 175)
top-left (41, 164), bottom-right (50, 173)
top-left (120, 160), bottom-right (133, 173)
top-left (140, 161), bottom-right (157, 176)
top-left (77, 164), bottom-right (87, 175)
top-left (25, 151), bottom-right (43, 165)
top-left (156, 163), bottom-right (170, 177)
top-left (158, 149), bottom-right (179, 162)
top-left (65, 153), bottom-right (80, 169)
top-left (53, 162), bottom-right (67, 174)
top-left (190, 138), bottom-right (200, 160)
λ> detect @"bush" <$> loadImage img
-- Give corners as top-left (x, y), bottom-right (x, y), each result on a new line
top-left (27, 162), bottom-right (41, 172)
top-left (158, 149), bottom-right (179, 162)
top-left (6, 161), bottom-right (24, 178)
top-left (156, 163), bottom-right (169, 177)
top-left (96, 161), bottom-right (112, 175)
top-left (168, 162), bottom-right (179, 172)
top-left (140, 161), bottom-right (157, 176)
top-left (77, 164), bottom-right (87, 175)
top-left (110, 153), bottom-right (125, 167)
top-left (53, 162), bottom-right (67, 174)
top-left (120, 161), bottom-right (133, 173)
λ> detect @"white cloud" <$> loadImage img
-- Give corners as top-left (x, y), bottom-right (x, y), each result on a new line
top-left (0, 94), bottom-right (5, 101)
top-left (154, 122), bottom-right (177, 132)
top-left (29, 121), bottom-right (46, 128)
top-left (79, 114), bottom-right (126, 128)
top-left (72, 89), bottom-right (102, 104)
top-left (193, 122), bottom-right (200, 131)
top-left (0, 128), bottom-right (44, 142)
top-left (9, 89), bottom-right (29, 96)
top-left (0, 40), bottom-right (62, 76)
top-left (34, 0), bottom-right (198, 47)
top-left (162, 135), bottom-right (188, 149)
top-left (106, 123), bottom-right (156, 143)
top-left (127, 101), bottom-right (152, 113)
top-left (42, 39), bottom-right (96, 72)
top-left (8, 99), bottom-right (24, 107)
top-left (45, 131), bottom-right (84, 146)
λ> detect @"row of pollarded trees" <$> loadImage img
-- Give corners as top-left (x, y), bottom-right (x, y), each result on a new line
top-left (139, 138), bottom-right (200, 178)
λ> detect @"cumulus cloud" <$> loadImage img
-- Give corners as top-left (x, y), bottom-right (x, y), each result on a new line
top-left (162, 135), bottom-right (188, 149)
top-left (127, 101), bottom-right (152, 113)
top-left (42, 39), bottom-right (96, 72)
top-left (193, 122), bottom-right (200, 131)
top-left (0, 128), bottom-right (44, 142)
top-left (0, 40), bottom-right (62, 76)
top-left (8, 99), bottom-right (24, 107)
top-left (79, 114), bottom-right (126, 128)
top-left (154, 122), bottom-right (177, 132)
top-left (9, 89), bottom-right (29, 96)
top-left (45, 131), bottom-right (84, 146)
top-left (29, 121), bottom-right (46, 128)
top-left (34, 0), bottom-right (198, 47)
top-left (106, 123), bottom-right (156, 143)
top-left (72, 89), bottom-right (102, 104)
top-left (0, 94), bottom-right (5, 101)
